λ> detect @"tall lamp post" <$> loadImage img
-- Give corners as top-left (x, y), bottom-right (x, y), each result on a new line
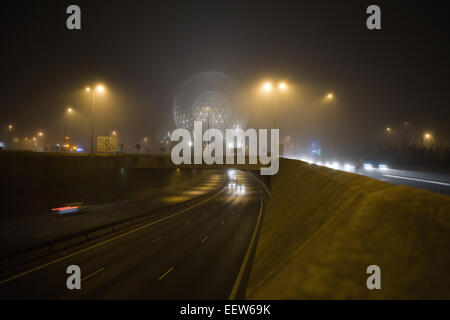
top-left (262, 81), bottom-right (287, 129)
top-left (64, 106), bottom-right (74, 141)
top-left (7, 124), bottom-right (14, 150)
top-left (325, 92), bottom-right (336, 158)
top-left (143, 137), bottom-right (149, 153)
top-left (423, 131), bottom-right (433, 147)
top-left (38, 131), bottom-right (47, 151)
top-left (402, 121), bottom-right (409, 161)
top-left (85, 85), bottom-right (105, 154)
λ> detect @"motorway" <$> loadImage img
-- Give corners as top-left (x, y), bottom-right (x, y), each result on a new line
top-left (358, 168), bottom-right (450, 195)
top-left (0, 170), bottom-right (226, 257)
top-left (0, 170), bottom-right (263, 299)
top-left (288, 156), bottom-right (450, 195)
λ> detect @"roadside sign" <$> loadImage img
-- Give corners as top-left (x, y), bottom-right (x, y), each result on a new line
top-left (97, 136), bottom-right (118, 153)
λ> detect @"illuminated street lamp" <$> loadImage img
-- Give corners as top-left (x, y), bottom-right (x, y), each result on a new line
top-left (323, 92), bottom-right (337, 157)
top-left (64, 106), bottom-right (75, 141)
top-left (424, 132), bottom-right (433, 142)
top-left (386, 127), bottom-right (392, 134)
top-left (37, 131), bottom-right (48, 151)
top-left (85, 84), bottom-right (106, 153)
top-left (111, 131), bottom-right (117, 136)
top-left (7, 124), bottom-right (14, 150)
top-left (261, 80), bottom-right (288, 129)
top-left (142, 137), bottom-right (150, 153)
top-left (423, 131), bottom-right (433, 148)
top-left (263, 82), bottom-right (272, 92)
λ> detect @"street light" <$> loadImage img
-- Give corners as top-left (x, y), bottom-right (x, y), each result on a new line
top-left (261, 80), bottom-right (288, 129)
top-left (263, 82), bottom-right (272, 92)
top-left (7, 124), bottom-right (14, 150)
top-left (424, 132), bottom-right (432, 141)
top-left (37, 131), bottom-right (48, 151)
top-left (111, 131), bottom-right (117, 136)
top-left (85, 84), bottom-right (106, 153)
top-left (324, 92), bottom-right (337, 158)
top-left (64, 106), bottom-right (75, 141)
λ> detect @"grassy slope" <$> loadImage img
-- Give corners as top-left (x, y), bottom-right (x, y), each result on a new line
top-left (247, 158), bottom-right (450, 299)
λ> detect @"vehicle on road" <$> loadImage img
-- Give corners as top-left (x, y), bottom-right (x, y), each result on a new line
top-left (51, 202), bottom-right (93, 215)
top-left (355, 158), bottom-right (389, 171)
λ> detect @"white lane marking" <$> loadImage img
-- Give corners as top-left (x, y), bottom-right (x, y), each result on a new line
top-left (229, 193), bottom-right (263, 300)
top-left (383, 174), bottom-right (450, 186)
top-left (82, 267), bottom-right (104, 281)
top-left (158, 266), bottom-right (174, 280)
top-left (152, 236), bottom-right (163, 243)
top-left (201, 236), bottom-right (209, 243)
top-left (220, 220), bottom-right (224, 225)
top-left (0, 188), bottom-right (226, 286)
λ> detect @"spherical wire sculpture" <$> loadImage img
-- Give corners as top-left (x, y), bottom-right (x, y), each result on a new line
top-left (173, 71), bottom-right (247, 134)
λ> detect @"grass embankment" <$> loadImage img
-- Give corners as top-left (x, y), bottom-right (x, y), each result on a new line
top-left (247, 158), bottom-right (450, 299)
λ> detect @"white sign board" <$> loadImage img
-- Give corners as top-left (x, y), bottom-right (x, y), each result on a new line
top-left (97, 136), bottom-right (118, 153)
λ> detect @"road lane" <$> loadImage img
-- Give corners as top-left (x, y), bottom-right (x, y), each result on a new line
top-left (0, 170), bottom-right (225, 257)
top-left (0, 170), bottom-right (263, 299)
top-left (359, 168), bottom-right (450, 195)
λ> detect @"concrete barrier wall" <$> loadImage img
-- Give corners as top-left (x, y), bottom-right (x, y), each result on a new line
top-left (0, 152), bottom-right (207, 220)
top-left (247, 158), bottom-right (450, 299)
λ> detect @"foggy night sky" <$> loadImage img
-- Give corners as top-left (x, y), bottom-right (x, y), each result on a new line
top-left (0, 0), bottom-right (449, 154)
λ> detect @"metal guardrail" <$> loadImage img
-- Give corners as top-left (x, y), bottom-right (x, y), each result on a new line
top-left (0, 176), bottom-right (227, 263)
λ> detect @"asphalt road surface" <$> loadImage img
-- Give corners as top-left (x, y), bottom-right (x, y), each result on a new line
top-left (358, 168), bottom-right (450, 195)
top-left (0, 170), bottom-right (263, 299)
top-left (289, 156), bottom-right (450, 195)
top-left (0, 170), bottom-right (225, 258)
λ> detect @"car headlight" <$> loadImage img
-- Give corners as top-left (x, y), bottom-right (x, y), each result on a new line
top-left (344, 163), bottom-right (355, 171)
top-left (364, 163), bottom-right (373, 170)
